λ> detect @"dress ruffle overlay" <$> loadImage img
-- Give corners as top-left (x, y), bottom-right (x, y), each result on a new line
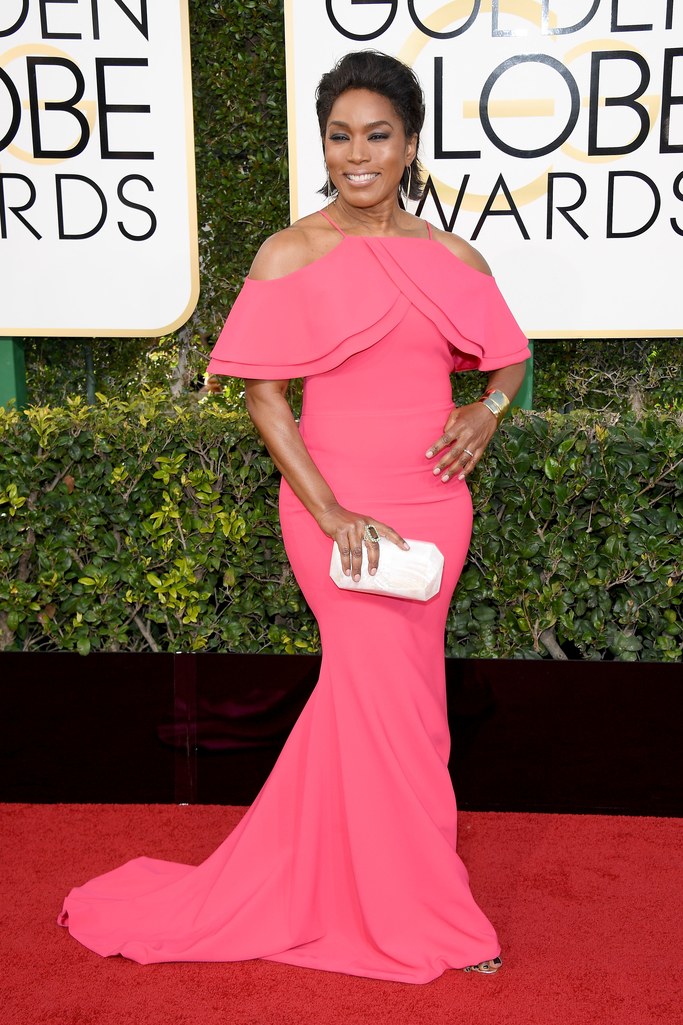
top-left (58, 225), bottom-right (529, 983)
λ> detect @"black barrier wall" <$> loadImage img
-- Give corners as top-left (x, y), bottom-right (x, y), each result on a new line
top-left (2, 654), bottom-right (681, 815)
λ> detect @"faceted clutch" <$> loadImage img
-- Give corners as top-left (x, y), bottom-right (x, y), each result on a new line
top-left (329, 538), bottom-right (444, 602)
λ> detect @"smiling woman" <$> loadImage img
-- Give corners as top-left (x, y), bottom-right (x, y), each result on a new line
top-left (58, 50), bottom-right (530, 984)
top-left (317, 49), bottom-right (425, 203)
top-left (324, 91), bottom-right (416, 208)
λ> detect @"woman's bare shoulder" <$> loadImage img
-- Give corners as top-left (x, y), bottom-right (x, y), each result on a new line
top-left (248, 213), bottom-right (340, 281)
top-left (429, 225), bottom-right (492, 276)
top-left (248, 228), bottom-right (310, 281)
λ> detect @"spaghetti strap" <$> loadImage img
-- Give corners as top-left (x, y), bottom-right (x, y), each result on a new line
top-left (319, 208), bottom-right (346, 237)
top-left (320, 208), bottom-right (432, 241)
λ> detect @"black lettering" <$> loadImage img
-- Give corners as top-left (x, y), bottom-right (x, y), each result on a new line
top-left (56, 174), bottom-right (107, 239)
top-left (324, 0), bottom-right (396, 41)
top-left (546, 173), bottom-right (588, 239)
top-left (433, 58), bottom-right (480, 160)
top-left (415, 174), bottom-right (470, 231)
top-left (0, 69), bottom-right (21, 151)
top-left (666, 0), bottom-right (675, 30)
top-left (610, 0), bottom-right (652, 33)
top-left (606, 171), bottom-right (660, 238)
top-left (541, 0), bottom-right (600, 35)
top-left (0, 0), bottom-right (29, 36)
top-left (588, 51), bottom-right (650, 156)
top-left (672, 171), bottom-right (683, 235)
top-left (471, 174), bottom-right (530, 240)
top-left (492, 0), bottom-right (525, 37)
top-left (91, 0), bottom-right (149, 41)
top-left (409, 0), bottom-right (479, 39)
top-left (480, 55), bottom-right (580, 158)
top-left (491, 0), bottom-right (509, 37)
top-left (40, 0), bottom-right (81, 39)
top-left (661, 48), bottom-right (683, 154)
top-left (117, 174), bottom-right (156, 240)
top-left (27, 57), bottom-right (90, 159)
top-left (95, 58), bottom-right (153, 159)
top-left (490, 0), bottom-right (510, 37)
top-left (0, 174), bottom-right (41, 239)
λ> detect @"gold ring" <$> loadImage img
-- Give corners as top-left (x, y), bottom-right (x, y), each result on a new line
top-left (463, 448), bottom-right (474, 459)
top-left (363, 524), bottom-right (380, 544)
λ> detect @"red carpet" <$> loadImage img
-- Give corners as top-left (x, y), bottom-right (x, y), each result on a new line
top-left (1, 805), bottom-right (681, 1025)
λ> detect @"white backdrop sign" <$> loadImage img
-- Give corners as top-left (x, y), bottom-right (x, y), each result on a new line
top-left (284, 1), bottom-right (682, 338)
top-left (0, 0), bottom-right (198, 336)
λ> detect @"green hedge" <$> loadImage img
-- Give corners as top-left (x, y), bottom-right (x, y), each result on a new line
top-left (451, 411), bottom-right (682, 661)
top-left (1, 394), bottom-right (680, 661)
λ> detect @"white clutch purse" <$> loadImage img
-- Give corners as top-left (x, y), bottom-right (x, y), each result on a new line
top-left (329, 538), bottom-right (444, 602)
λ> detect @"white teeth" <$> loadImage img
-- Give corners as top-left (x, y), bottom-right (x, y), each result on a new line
top-left (346, 173), bottom-right (378, 182)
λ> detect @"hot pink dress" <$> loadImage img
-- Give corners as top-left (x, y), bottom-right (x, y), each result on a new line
top-left (57, 213), bottom-right (529, 983)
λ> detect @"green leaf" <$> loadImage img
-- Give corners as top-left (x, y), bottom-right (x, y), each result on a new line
top-left (473, 605), bottom-right (497, 624)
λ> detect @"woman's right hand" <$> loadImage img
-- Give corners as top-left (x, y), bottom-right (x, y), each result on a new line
top-left (316, 504), bottom-right (409, 581)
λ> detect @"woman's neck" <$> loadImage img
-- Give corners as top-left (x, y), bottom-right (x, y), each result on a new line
top-left (328, 197), bottom-right (411, 236)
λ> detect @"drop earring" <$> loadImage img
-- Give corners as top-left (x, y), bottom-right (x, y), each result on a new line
top-left (404, 164), bottom-right (412, 208)
top-left (326, 168), bottom-right (333, 204)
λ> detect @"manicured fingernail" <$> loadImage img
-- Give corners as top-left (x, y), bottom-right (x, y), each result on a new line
top-left (426, 449), bottom-right (434, 458)
top-left (344, 569), bottom-right (351, 576)
top-left (458, 473), bottom-right (465, 481)
top-left (369, 567), bottom-right (377, 576)
top-left (402, 542), bottom-right (410, 550)
top-left (441, 474), bottom-right (449, 482)
top-left (433, 467), bottom-right (440, 475)
top-left (353, 573), bottom-right (360, 581)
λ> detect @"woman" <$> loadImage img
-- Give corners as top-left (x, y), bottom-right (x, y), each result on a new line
top-left (58, 51), bottom-right (529, 983)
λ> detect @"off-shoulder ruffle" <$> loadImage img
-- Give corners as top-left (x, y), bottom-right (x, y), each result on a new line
top-left (207, 236), bottom-right (529, 379)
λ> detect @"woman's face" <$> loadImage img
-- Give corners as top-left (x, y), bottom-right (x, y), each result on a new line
top-left (324, 89), bottom-right (417, 209)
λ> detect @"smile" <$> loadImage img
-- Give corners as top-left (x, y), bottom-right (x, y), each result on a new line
top-left (344, 173), bottom-right (379, 183)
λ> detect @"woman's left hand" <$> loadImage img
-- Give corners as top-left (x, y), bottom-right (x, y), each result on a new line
top-left (425, 403), bottom-right (498, 482)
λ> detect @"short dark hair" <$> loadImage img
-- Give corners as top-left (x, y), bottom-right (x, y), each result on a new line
top-left (315, 51), bottom-right (426, 201)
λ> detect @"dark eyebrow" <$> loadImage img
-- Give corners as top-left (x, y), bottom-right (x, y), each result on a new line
top-left (327, 120), bottom-right (394, 130)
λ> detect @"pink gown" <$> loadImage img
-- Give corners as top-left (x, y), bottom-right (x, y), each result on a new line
top-left (57, 212), bottom-right (530, 983)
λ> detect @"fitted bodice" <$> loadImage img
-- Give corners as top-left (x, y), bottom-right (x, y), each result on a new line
top-left (302, 301), bottom-right (455, 418)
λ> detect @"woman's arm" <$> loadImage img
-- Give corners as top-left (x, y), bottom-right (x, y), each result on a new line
top-left (421, 230), bottom-right (528, 482)
top-left (244, 379), bottom-right (408, 579)
top-left (425, 360), bottom-right (528, 483)
top-left (245, 379), bottom-right (336, 520)
top-left (244, 229), bottom-right (408, 578)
